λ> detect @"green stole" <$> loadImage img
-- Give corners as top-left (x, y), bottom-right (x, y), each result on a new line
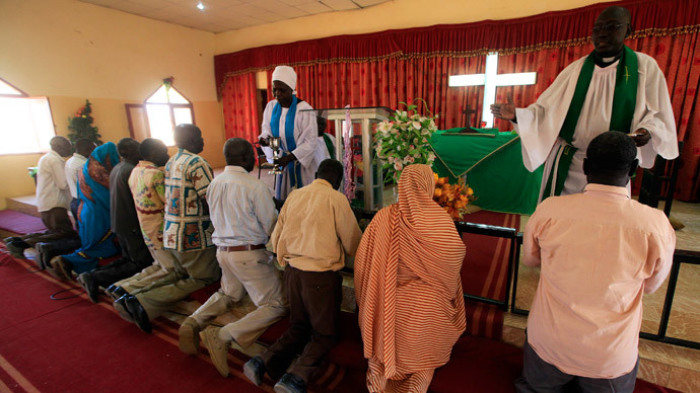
top-left (541, 46), bottom-right (639, 199)
top-left (322, 133), bottom-right (335, 159)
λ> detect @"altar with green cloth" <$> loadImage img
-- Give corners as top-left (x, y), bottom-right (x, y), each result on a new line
top-left (430, 128), bottom-right (543, 215)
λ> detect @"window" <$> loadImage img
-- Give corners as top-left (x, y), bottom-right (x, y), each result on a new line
top-left (0, 78), bottom-right (56, 155)
top-left (144, 83), bottom-right (194, 146)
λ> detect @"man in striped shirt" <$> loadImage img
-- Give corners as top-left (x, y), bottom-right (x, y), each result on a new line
top-left (189, 138), bottom-right (287, 378)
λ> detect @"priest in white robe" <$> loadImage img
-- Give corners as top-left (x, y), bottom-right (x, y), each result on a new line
top-left (491, 6), bottom-right (678, 201)
top-left (259, 66), bottom-right (319, 200)
top-left (313, 115), bottom-right (337, 165)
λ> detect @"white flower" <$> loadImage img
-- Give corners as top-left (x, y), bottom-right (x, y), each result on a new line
top-left (412, 121), bottom-right (421, 130)
top-left (394, 162), bottom-right (404, 171)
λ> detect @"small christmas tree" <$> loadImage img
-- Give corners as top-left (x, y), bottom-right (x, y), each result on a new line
top-left (67, 99), bottom-right (101, 143)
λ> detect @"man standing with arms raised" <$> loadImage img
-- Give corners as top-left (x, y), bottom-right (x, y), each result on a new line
top-left (491, 6), bottom-right (678, 201)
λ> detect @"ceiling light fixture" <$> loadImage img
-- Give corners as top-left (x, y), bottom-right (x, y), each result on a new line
top-left (196, 2), bottom-right (205, 11)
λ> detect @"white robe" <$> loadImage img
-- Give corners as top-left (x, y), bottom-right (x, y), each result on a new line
top-left (259, 99), bottom-right (319, 200)
top-left (514, 52), bottom-right (678, 200)
top-left (313, 133), bottom-right (337, 165)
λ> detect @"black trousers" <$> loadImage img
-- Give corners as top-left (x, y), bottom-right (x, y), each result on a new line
top-left (515, 337), bottom-right (639, 393)
top-left (88, 229), bottom-right (152, 288)
top-left (21, 207), bottom-right (77, 246)
top-left (261, 266), bottom-right (342, 383)
top-left (70, 198), bottom-right (80, 232)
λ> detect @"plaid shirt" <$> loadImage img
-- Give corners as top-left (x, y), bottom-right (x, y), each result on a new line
top-left (163, 149), bottom-right (214, 252)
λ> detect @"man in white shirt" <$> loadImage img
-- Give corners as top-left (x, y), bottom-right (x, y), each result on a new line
top-left (5, 137), bottom-right (78, 260)
top-left (182, 138), bottom-right (287, 378)
top-left (64, 138), bottom-right (96, 230)
top-left (491, 6), bottom-right (678, 201)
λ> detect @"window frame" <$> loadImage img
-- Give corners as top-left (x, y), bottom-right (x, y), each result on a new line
top-left (0, 77), bottom-right (57, 156)
top-left (128, 83), bottom-right (195, 146)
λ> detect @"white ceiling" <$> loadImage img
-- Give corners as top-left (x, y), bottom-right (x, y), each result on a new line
top-left (79, 0), bottom-right (391, 33)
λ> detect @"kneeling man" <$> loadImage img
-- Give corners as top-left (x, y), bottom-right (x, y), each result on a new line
top-left (182, 138), bottom-right (287, 378)
top-left (243, 159), bottom-right (362, 393)
top-left (517, 131), bottom-right (675, 393)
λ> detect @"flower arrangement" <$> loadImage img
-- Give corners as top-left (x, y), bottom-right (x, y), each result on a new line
top-left (375, 100), bottom-right (438, 182)
top-left (433, 173), bottom-right (476, 220)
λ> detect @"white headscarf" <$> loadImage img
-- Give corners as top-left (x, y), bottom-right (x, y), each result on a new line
top-left (272, 65), bottom-right (297, 94)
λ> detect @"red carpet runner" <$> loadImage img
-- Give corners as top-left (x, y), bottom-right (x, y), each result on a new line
top-left (0, 226), bottom-right (682, 393)
top-left (0, 210), bottom-right (46, 235)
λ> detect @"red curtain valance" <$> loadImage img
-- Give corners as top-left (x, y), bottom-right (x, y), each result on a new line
top-left (214, 0), bottom-right (700, 93)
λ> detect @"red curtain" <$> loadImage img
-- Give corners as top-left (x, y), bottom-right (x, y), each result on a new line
top-left (221, 73), bottom-right (258, 144)
top-left (263, 57), bottom-right (487, 132)
top-left (216, 0), bottom-right (700, 201)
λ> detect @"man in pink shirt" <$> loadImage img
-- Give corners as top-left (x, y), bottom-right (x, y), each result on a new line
top-left (518, 131), bottom-right (675, 393)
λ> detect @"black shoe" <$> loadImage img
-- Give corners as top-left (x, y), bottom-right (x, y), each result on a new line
top-left (274, 373), bottom-right (306, 393)
top-left (106, 285), bottom-right (128, 301)
top-left (113, 295), bottom-right (134, 323)
top-left (77, 272), bottom-right (99, 303)
top-left (5, 240), bottom-right (29, 258)
top-left (243, 356), bottom-right (266, 386)
top-left (35, 242), bottom-right (54, 270)
top-left (3, 236), bottom-right (21, 244)
top-left (124, 295), bottom-right (152, 334)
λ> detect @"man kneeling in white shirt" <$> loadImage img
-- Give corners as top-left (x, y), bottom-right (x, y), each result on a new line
top-left (179, 138), bottom-right (288, 378)
top-left (5, 136), bottom-right (79, 263)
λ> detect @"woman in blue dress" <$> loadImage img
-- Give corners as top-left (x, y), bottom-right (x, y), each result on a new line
top-left (49, 142), bottom-right (120, 279)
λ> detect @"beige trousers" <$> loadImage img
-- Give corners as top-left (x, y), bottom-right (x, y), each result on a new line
top-left (190, 249), bottom-right (288, 349)
top-left (136, 247), bottom-right (221, 320)
top-left (113, 248), bottom-right (180, 294)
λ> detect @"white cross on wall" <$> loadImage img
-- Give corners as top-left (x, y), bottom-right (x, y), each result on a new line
top-left (449, 52), bottom-right (537, 128)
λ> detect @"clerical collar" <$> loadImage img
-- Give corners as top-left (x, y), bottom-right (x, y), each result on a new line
top-left (592, 50), bottom-right (622, 68)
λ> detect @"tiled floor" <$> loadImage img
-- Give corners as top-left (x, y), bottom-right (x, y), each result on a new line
top-left (509, 200), bottom-right (700, 392)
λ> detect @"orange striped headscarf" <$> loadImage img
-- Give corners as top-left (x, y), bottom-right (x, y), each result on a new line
top-left (355, 164), bottom-right (467, 392)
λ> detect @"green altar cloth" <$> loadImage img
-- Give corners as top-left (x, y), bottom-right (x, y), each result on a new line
top-left (430, 128), bottom-right (543, 215)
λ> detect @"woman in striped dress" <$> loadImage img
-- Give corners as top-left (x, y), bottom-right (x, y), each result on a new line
top-left (354, 164), bottom-right (467, 393)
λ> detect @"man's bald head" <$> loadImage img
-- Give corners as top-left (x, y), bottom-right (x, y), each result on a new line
top-left (224, 138), bottom-right (255, 172)
top-left (50, 136), bottom-right (72, 157)
top-left (598, 6), bottom-right (631, 24)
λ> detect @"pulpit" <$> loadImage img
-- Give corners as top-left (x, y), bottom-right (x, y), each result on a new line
top-left (315, 107), bottom-right (392, 211)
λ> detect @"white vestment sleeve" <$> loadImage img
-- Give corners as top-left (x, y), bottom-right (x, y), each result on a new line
top-left (631, 54), bottom-right (679, 168)
top-left (291, 103), bottom-right (319, 169)
top-left (514, 58), bottom-right (585, 172)
top-left (260, 100), bottom-right (275, 163)
top-left (314, 136), bottom-right (330, 165)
